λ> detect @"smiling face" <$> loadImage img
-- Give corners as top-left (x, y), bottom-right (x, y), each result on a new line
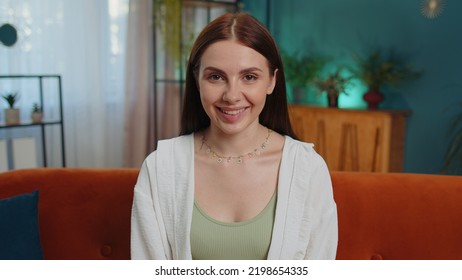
top-left (197, 40), bottom-right (277, 136)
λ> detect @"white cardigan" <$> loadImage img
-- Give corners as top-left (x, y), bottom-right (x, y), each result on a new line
top-left (131, 134), bottom-right (338, 260)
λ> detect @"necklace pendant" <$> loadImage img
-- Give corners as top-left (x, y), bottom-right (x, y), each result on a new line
top-left (201, 128), bottom-right (272, 164)
top-left (261, 139), bottom-right (269, 149)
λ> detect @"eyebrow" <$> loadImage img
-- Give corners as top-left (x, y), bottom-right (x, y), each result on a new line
top-left (202, 66), bottom-right (264, 74)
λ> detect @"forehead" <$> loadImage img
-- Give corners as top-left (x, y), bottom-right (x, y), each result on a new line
top-left (199, 40), bottom-right (269, 70)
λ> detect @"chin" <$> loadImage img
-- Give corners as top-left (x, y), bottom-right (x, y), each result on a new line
top-left (214, 121), bottom-right (260, 136)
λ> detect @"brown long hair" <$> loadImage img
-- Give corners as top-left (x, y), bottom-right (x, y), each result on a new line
top-left (180, 12), bottom-right (297, 139)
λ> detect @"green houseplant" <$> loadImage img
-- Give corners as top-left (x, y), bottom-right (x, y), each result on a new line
top-left (313, 67), bottom-right (352, 108)
top-left (282, 51), bottom-right (327, 104)
top-left (153, 0), bottom-right (182, 67)
top-left (2, 92), bottom-right (20, 125)
top-left (352, 49), bottom-right (423, 109)
top-left (31, 102), bottom-right (43, 123)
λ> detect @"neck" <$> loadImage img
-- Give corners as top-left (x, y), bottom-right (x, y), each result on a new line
top-left (203, 124), bottom-right (268, 156)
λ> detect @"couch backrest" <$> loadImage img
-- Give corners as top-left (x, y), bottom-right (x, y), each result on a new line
top-left (331, 171), bottom-right (462, 260)
top-left (0, 168), bottom-right (138, 260)
top-left (1, 168), bottom-right (462, 260)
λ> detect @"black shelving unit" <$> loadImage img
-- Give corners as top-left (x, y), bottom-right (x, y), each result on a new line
top-left (0, 74), bottom-right (66, 168)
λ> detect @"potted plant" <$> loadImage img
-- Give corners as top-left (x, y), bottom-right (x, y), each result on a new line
top-left (31, 103), bottom-right (43, 123)
top-left (313, 67), bottom-right (352, 108)
top-left (2, 92), bottom-right (20, 125)
top-left (282, 50), bottom-right (327, 104)
top-left (351, 49), bottom-right (423, 109)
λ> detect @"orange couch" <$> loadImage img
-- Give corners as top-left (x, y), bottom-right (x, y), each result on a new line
top-left (1, 168), bottom-right (461, 260)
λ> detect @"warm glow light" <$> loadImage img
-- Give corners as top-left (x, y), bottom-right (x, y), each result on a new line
top-left (421, 0), bottom-right (445, 19)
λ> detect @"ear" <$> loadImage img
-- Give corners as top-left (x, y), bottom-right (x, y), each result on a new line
top-left (267, 68), bottom-right (278, 95)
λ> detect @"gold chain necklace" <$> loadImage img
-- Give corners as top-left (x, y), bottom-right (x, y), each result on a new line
top-left (200, 128), bottom-right (272, 164)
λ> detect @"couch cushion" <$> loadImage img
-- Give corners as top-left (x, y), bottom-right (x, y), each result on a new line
top-left (0, 190), bottom-right (43, 260)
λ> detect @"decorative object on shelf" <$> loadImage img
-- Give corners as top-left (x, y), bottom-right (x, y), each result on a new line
top-left (31, 103), bottom-right (43, 123)
top-left (2, 92), bottom-right (20, 125)
top-left (0, 23), bottom-right (18, 47)
top-left (282, 50), bottom-right (327, 104)
top-left (362, 89), bottom-right (385, 110)
top-left (421, 0), bottom-right (445, 19)
top-left (313, 68), bottom-right (352, 108)
top-left (351, 49), bottom-right (423, 110)
top-left (443, 103), bottom-right (462, 175)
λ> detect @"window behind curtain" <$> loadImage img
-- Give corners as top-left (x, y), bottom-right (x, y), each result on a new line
top-left (0, 0), bottom-right (129, 168)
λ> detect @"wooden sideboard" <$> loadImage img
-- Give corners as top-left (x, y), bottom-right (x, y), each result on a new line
top-left (288, 105), bottom-right (410, 172)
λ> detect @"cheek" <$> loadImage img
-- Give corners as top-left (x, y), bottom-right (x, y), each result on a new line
top-left (245, 85), bottom-right (270, 104)
top-left (199, 85), bottom-right (219, 106)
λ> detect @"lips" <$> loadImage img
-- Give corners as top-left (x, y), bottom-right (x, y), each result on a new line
top-left (216, 106), bottom-right (248, 123)
top-left (218, 107), bottom-right (247, 115)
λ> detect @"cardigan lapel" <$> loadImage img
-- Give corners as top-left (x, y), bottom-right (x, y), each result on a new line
top-left (157, 134), bottom-right (195, 259)
top-left (267, 136), bottom-right (294, 259)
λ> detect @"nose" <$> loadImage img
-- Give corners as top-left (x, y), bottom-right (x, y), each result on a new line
top-left (222, 81), bottom-right (242, 103)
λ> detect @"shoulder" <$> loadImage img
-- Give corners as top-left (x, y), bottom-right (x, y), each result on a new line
top-left (157, 134), bottom-right (193, 149)
top-left (281, 135), bottom-right (330, 178)
top-left (144, 134), bottom-right (194, 163)
top-left (283, 135), bottom-right (314, 150)
top-left (283, 136), bottom-right (323, 162)
top-left (281, 136), bottom-right (334, 205)
top-left (136, 133), bottom-right (194, 190)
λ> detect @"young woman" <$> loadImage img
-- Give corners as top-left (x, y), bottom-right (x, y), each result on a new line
top-left (131, 12), bottom-right (338, 260)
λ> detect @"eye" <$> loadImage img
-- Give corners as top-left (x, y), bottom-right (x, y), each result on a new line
top-left (243, 74), bottom-right (258, 81)
top-left (207, 74), bottom-right (223, 81)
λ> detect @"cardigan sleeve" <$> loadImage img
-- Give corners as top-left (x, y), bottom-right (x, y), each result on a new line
top-left (303, 153), bottom-right (338, 260)
top-left (130, 154), bottom-right (171, 260)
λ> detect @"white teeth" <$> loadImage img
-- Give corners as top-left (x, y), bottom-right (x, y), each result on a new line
top-left (221, 108), bottom-right (245, 115)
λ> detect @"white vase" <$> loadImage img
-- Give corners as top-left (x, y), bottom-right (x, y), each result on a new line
top-left (4, 108), bottom-right (20, 125)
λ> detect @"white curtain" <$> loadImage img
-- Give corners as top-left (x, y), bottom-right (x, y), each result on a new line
top-left (0, 0), bottom-right (129, 167)
top-left (123, 0), bottom-right (154, 168)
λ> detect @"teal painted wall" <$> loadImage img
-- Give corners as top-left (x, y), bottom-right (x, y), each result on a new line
top-left (243, 0), bottom-right (462, 174)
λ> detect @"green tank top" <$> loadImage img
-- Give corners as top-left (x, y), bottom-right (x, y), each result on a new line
top-left (190, 192), bottom-right (277, 260)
